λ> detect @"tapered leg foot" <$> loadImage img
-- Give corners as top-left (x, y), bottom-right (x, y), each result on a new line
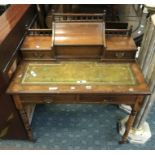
top-left (30, 138), bottom-right (37, 142)
top-left (119, 139), bottom-right (129, 144)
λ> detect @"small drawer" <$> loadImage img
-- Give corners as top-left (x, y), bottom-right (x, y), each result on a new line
top-left (104, 51), bottom-right (135, 59)
top-left (22, 51), bottom-right (54, 60)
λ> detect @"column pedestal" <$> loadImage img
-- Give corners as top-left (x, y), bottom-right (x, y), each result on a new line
top-left (119, 116), bottom-right (151, 144)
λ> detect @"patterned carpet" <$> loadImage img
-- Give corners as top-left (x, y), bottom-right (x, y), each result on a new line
top-left (0, 103), bottom-right (155, 150)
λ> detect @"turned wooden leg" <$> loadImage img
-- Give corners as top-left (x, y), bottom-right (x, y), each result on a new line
top-left (119, 109), bottom-right (137, 144)
top-left (119, 96), bottom-right (144, 144)
top-left (13, 95), bottom-right (34, 141)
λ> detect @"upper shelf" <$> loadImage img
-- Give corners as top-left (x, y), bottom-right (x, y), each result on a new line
top-left (106, 35), bottom-right (137, 51)
top-left (21, 36), bottom-right (52, 50)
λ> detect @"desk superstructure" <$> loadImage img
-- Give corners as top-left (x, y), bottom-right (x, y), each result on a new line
top-left (7, 13), bottom-right (150, 143)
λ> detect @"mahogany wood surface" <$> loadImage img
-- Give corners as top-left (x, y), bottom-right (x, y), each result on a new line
top-left (21, 35), bottom-right (137, 51)
top-left (106, 35), bottom-right (137, 51)
top-left (0, 4), bottom-right (36, 71)
top-left (21, 35), bottom-right (137, 60)
top-left (54, 22), bottom-right (104, 45)
top-left (21, 36), bottom-right (52, 49)
top-left (0, 4), bottom-right (35, 140)
top-left (0, 5), bottom-right (30, 43)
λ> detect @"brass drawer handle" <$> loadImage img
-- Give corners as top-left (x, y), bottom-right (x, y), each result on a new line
top-left (115, 52), bottom-right (125, 58)
top-left (33, 53), bottom-right (44, 58)
top-left (44, 98), bottom-right (53, 104)
top-left (102, 97), bottom-right (113, 102)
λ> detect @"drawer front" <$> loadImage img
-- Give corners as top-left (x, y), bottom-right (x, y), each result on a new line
top-left (79, 94), bottom-right (137, 104)
top-left (20, 94), bottom-right (76, 104)
top-left (20, 94), bottom-right (137, 105)
top-left (55, 46), bottom-right (102, 58)
top-left (104, 51), bottom-right (136, 59)
top-left (22, 51), bottom-right (54, 60)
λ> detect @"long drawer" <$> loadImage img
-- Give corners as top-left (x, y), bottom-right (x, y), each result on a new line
top-left (20, 94), bottom-right (77, 104)
top-left (79, 94), bottom-right (137, 104)
top-left (20, 94), bottom-right (137, 105)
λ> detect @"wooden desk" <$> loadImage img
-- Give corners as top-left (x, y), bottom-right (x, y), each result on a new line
top-left (7, 61), bottom-right (150, 143)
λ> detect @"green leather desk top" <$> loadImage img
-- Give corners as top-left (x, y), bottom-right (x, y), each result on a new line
top-left (22, 62), bottom-right (136, 85)
top-left (7, 61), bottom-right (150, 94)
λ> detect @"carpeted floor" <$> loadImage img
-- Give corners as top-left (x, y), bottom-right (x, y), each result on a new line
top-left (0, 103), bottom-right (155, 150)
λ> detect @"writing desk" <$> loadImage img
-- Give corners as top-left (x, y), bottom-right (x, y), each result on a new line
top-left (7, 61), bottom-right (150, 143)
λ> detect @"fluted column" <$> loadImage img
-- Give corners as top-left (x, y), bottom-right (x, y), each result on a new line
top-left (134, 14), bottom-right (155, 128)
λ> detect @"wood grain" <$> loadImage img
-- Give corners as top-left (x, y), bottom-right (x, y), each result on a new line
top-left (0, 4), bottom-right (35, 140)
top-left (0, 5), bottom-right (30, 43)
top-left (21, 36), bottom-right (52, 49)
top-left (106, 35), bottom-right (137, 51)
top-left (54, 22), bottom-right (104, 45)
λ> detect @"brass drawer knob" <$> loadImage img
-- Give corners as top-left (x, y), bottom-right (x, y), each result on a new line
top-left (115, 52), bottom-right (125, 58)
top-left (33, 53), bottom-right (44, 58)
top-left (44, 98), bottom-right (53, 104)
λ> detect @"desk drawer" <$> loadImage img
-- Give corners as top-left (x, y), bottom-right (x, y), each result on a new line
top-left (79, 94), bottom-right (137, 104)
top-left (104, 51), bottom-right (135, 59)
top-left (55, 46), bottom-right (102, 58)
top-left (20, 94), bottom-right (76, 104)
top-left (22, 51), bottom-right (54, 60)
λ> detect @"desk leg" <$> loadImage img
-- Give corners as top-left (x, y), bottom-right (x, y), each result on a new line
top-left (13, 95), bottom-right (34, 141)
top-left (119, 96), bottom-right (144, 144)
